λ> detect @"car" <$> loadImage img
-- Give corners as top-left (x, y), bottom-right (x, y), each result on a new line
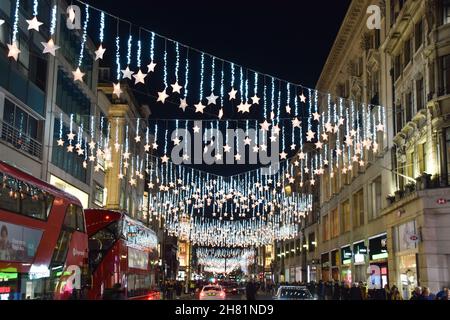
top-left (223, 283), bottom-right (240, 296)
top-left (274, 286), bottom-right (316, 300)
top-left (199, 285), bottom-right (226, 300)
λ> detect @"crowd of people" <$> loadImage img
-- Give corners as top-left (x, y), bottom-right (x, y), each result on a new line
top-left (273, 280), bottom-right (449, 301)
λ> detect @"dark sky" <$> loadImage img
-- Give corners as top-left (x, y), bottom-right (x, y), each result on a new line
top-left (84, 0), bottom-right (351, 89)
top-left (82, 0), bottom-right (352, 176)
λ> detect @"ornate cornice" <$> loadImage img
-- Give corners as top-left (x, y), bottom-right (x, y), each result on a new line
top-left (316, 0), bottom-right (370, 91)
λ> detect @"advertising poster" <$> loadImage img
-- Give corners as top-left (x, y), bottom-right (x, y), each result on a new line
top-left (0, 220), bottom-right (43, 263)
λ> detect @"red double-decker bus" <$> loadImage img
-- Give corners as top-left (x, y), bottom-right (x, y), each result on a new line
top-left (85, 209), bottom-right (160, 300)
top-left (0, 161), bottom-right (89, 300)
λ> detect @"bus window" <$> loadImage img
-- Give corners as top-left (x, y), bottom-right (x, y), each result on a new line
top-left (88, 221), bottom-right (119, 271)
top-left (0, 175), bottom-right (20, 212)
top-left (0, 173), bottom-right (53, 220)
top-left (51, 230), bottom-right (72, 266)
top-left (64, 204), bottom-right (85, 232)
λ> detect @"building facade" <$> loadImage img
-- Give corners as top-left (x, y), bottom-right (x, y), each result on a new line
top-left (315, 0), bottom-right (450, 298)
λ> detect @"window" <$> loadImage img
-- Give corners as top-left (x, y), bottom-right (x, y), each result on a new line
top-left (404, 39), bottom-right (412, 67)
top-left (94, 184), bottom-right (105, 207)
top-left (369, 176), bottom-right (382, 220)
top-left (415, 20), bottom-right (424, 51)
top-left (50, 230), bottom-right (72, 267)
top-left (0, 173), bottom-right (53, 220)
top-left (394, 55), bottom-right (402, 81)
top-left (416, 78), bottom-right (425, 111)
top-left (63, 204), bottom-right (85, 233)
top-left (88, 220), bottom-right (120, 271)
top-left (341, 200), bottom-right (351, 233)
top-left (406, 150), bottom-right (414, 178)
top-left (418, 143), bottom-right (426, 174)
top-left (308, 233), bottom-right (315, 252)
top-left (353, 189), bottom-right (364, 228)
top-left (331, 208), bottom-right (339, 238)
top-left (441, 55), bottom-right (450, 95)
top-left (405, 92), bottom-right (413, 123)
top-left (394, 220), bottom-right (418, 252)
top-left (444, 0), bottom-right (450, 25)
top-left (322, 214), bottom-right (329, 242)
top-left (322, 171), bottom-right (330, 201)
top-left (395, 104), bottom-right (403, 134)
top-left (446, 128), bottom-right (450, 184)
top-left (1, 98), bottom-right (43, 158)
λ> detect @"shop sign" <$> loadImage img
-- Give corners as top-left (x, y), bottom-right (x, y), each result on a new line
top-left (341, 246), bottom-right (352, 265)
top-left (369, 234), bottom-right (388, 261)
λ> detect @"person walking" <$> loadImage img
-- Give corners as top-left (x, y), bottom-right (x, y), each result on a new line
top-left (435, 287), bottom-right (449, 300)
top-left (410, 287), bottom-right (422, 300)
top-left (317, 280), bottom-right (325, 300)
top-left (419, 287), bottom-right (435, 300)
top-left (350, 283), bottom-right (363, 300)
top-left (332, 282), bottom-right (341, 300)
top-left (383, 284), bottom-right (391, 300)
top-left (391, 286), bottom-right (403, 300)
top-left (246, 280), bottom-right (257, 300)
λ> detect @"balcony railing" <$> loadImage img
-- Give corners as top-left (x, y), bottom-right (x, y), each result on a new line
top-left (0, 119), bottom-right (42, 159)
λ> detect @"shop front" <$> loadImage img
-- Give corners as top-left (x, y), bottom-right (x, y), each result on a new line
top-left (340, 245), bottom-right (352, 284)
top-left (331, 249), bottom-right (340, 281)
top-left (307, 259), bottom-right (319, 283)
top-left (353, 241), bottom-right (368, 283)
top-left (321, 253), bottom-right (330, 281)
top-left (394, 220), bottom-right (419, 299)
top-left (368, 233), bottom-right (389, 289)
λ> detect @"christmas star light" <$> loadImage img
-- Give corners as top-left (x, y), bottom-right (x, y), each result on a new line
top-left (95, 44), bottom-right (106, 60)
top-left (27, 16), bottom-right (43, 31)
top-left (179, 98), bottom-right (188, 111)
top-left (171, 82), bottom-right (183, 94)
top-left (195, 102), bottom-right (206, 113)
top-left (157, 89), bottom-right (169, 103)
top-left (121, 66), bottom-right (134, 80)
top-left (113, 82), bottom-right (123, 98)
top-left (206, 93), bottom-right (219, 105)
top-left (228, 88), bottom-right (238, 100)
top-left (72, 68), bottom-right (85, 82)
top-left (41, 39), bottom-right (60, 56)
top-left (7, 43), bottom-right (20, 61)
top-left (147, 61), bottom-right (157, 72)
top-left (133, 69), bottom-right (147, 85)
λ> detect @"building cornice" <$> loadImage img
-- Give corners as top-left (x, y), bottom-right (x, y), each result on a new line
top-left (316, 0), bottom-right (370, 91)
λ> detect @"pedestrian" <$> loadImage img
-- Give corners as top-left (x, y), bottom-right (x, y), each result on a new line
top-left (435, 287), bottom-right (449, 300)
top-left (383, 284), bottom-right (391, 300)
top-left (360, 282), bottom-right (368, 300)
top-left (175, 281), bottom-right (182, 299)
top-left (410, 287), bottom-right (422, 300)
top-left (246, 280), bottom-right (256, 300)
top-left (325, 281), bottom-right (333, 300)
top-left (350, 283), bottom-right (362, 300)
top-left (419, 287), bottom-right (434, 300)
top-left (391, 286), bottom-right (403, 300)
top-left (318, 280), bottom-right (325, 300)
top-left (333, 282), bottom-right (341, 300)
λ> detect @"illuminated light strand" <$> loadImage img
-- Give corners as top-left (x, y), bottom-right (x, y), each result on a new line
top-left (164, 128), bottom-right (168, 155)
top-left (115, 22), bottom-right (121, 80)
top-left (150, 32), bottom-right (155, 61)
top-left (184, 49), bottom-right (189, 97)
top-left (211, 57), bottom-right (215, 92)
top-left (126, 31), bottom-right (132, 66)
top-left (50, 5), bottom-right (57, 36)
top-left (240, 67), bottom-right (243, 100)
top-left (271, 78), bottom-right (275, 119)
top-left (33, 0), bottom-right (38, 16)
top-left (277, 81), bottom-right (281, 122)
top-left (175, 42), bottom-right (180, 81)
top-left (307, 89), bottom-right (312, 130)
top-left (59, 113), bottom-right (63, 140)
top-left (99, 11), bottom-right (105, 43)
top-left (199, 53), bottom-right (204, 100)
top-left (220, 61), bottom-right (224, 106)
top-left (12, 0), bottom-right (20, 43)
top-left (163, 41), bottom-right (168, 88)
top-left (78, 4), bottom-right (90, 67)
top-left (137, 30), bottom-right (142, 68)
top-left (245, 70), bottom-right (248, 101)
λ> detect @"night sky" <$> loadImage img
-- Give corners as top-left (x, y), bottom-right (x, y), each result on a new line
top-left (82, 0), bottom-right (352, 176)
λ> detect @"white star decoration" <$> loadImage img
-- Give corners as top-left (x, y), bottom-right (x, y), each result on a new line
top-left (228, 88), bottom-right (238, 100)
top-left (161, 155), bottom-right (170, 164)
top-left (223, 145), bottom-right (231, 153)
top-left (376, 123), bottom-right (385, 132)
top-left (57, 139), bottom-right (64, 146)
top-left (218, 108), bottom-right (223, 119)
top-left (306, 130), bottom-right (315, 141)
top-left (179, 98), bottom-right (188, 111)
top-left (133, 69), bottom-right (147, 85)
top-left (7, 43), bottom-right (20, 61)
top-left (121, 66), bottom-right (134, 80)
top-left (95, 44), bottom-right (106, 60)
top-left (27, 16), bottom-right (43, 31)
top-left (157, 89), bottom-right (169, 103)
top-left (285, 105), bottom-right (291, 114)
top-left (113, 82), bottom-right (123, 98)
top-left (171, 82), bottom-right (183, 94)
top-left (193, 125), bottom-right (200, 133)
top-left (280, 151), bottom-right (287, 160)
top-left (147, 61), bottom-right (157, 72)
top-left (206, 93), bottom-right (219, 105)
top-left (251, 95), bottom-right (260, 104)
top-left (312, 112), bottom-right (321, 121)
top-left (292, 117), bottom-right (301, 128)
top-left (195, 102), bottom-right (206, 113)
top-left (299, 93), bottom-right (307, 103)
top-left (259, 120), bottom-right (271, 131)
top-left (72, 67), bottom-right (85, 82)
top-left (41, 39), bottom-right (60, 56)
top-left (237, 102), bottom-right (251, 113)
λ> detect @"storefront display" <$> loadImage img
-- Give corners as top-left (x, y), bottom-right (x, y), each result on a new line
top-left (321, 252), bottom-right (330, 281)
top-left (368, 233), bottom-right (389, 289)
top-left (331, 250), bottom-right (340, 281)
top-left (398, 253), bottom-right (418, 300)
